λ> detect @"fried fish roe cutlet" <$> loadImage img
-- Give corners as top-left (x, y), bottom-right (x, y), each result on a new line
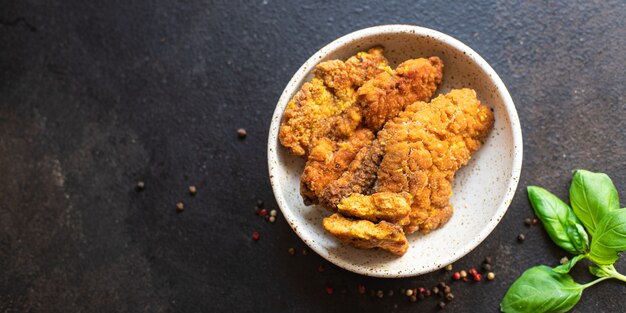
top-left (357, 57), bottom-right (444, 130)
top-left (278, 47), bottom-right (389, 156)
top-left (337, 192), bottom-right (412, 225)
top-left (323, 213), bottom-right (409, 256)
top-left (375, 88), bottom-right (494, 234)
top-left (300, 128), bottom-right (374, 204)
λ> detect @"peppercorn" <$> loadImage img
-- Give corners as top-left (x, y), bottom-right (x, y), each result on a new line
top-left (269, 216), bottom-right (276, 223)
top-left (388, 290), bottom-right (394, 296)
top-left (176, 202), bottom-right (184, 212)
top-left (251, 231), bottom-right (260, 241)
top-left (318, 264), bottom-right (325, 272)
top-left (302, 249), bottom-right (308, 256)
top-left (270, 209), bottom-right (277, 217)
top-left (518, 233), bottom-right (526, 242)
top-left (443, 286), bottom-right (451, 294)
top-left (524, 217), bottom-right (532, 226)
top-left (532, 218), bottom-right (539, 225)
top-left (258, 208), bottom-right (268, 217)
top-left (358, 284), bottom-right (366, 294)
top-left (405, 289), bottom-right (414, 296)
top-left (136, 181), bottom-right (145, 191)
top-left (453, 272), bottom-right (461, 280)
top-left (484, 256), bottom-right (493, 264)
top-left (237, 128), bottom-right (247, 138)
top-left (473, 273), bottom-right (483, 281)
top-left (189, 185), bottom-right (197, 195)
top-left (445, 264), bottom-right (453, 271)
top-left (418, 287), bottom-right (425, 294)
top-left (483, 263), bottom-right (492, 272)
top-left (468, 268), bottom-right (477, 275)
top-left (425, 289), bottom-right (431, 297)
top-left (376, 290), bottom-right (384, 298)
top-left (325, 286), bottom-right (333, 295)
top-left (459, 270), bottom-right (467, 279)
top-left (438, 282), bottom-right (447, 289)
top-left (560, 257), bottom-right (569, 265)
top-left (432, 287), bottom-right (439, 294)
top-left (288, 247), bottom-right (295, 255)
top-left (487, 272), bottom-right (496, 280)
top-left (256, 199), bottom-right (264, 207)
top-left (410, 295), bottom-right (417, 302)
top-left (446, 293), bottom-right (454, 301)
top-left (439, 301), bottom-right (446, 309)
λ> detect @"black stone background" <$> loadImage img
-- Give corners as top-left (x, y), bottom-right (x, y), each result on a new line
top-left (1, 1), bottom-right (625, 312)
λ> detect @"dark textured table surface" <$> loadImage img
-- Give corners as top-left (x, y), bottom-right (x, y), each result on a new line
top-left (1, 1), bottom-right (625, 312)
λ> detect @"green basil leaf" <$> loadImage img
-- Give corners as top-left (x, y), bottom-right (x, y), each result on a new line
top-left (501, 266), bottom-right (583, 313)
top-left (588, 209), bottom-right (626, 265)
top-left (528, 186), bottom-right (589, 254)
top-left (589, 264), bottom-right (613, 278)
top-left (570, 170), bottom-right (620, 235)
top-left (554, 255), bottom-right (585, 274)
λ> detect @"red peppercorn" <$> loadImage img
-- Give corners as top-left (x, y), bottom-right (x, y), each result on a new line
top-left (473, 273), bottom-right (482, 281)
top-left (358, 284), bottom-right (366, 294)
top-left (418, 287), bottom-right (425, 294)
top-left (325, 286), bottom-right (333, 295)
top-left (258, 208), bottom-right (268, 217)
top-left (453, 272), bottom-right (461, 280)
top-left (469, 268), bottom-right (477, 275)
top-left (251, 231), bottom-right (260, 241)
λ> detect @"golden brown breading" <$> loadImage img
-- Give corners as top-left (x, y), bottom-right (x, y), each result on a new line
top-left (300, 128), bottom-right (374, 203)
top-left (322, 213), bottom-right (408, 256)
top-left (337, 192), bottom-right (412, 225)
top-left (358, 57), bottom-right (443, 130)
top-left (318, 138), bottom-right (385, 210)
top-left (278, 47), bottom-right (389, 156)
top-left (375, 89), bottom-right (494, 234)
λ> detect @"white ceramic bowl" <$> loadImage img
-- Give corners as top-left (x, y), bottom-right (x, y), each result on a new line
top-left (267, 25), bottom-right (522, 278)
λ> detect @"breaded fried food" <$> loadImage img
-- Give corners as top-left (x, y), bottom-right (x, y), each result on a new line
top-left (337, 192), bottom-right (412, 225)
top-left (279, 47), bottom-right (389, 156)
top-left (323, 213), bottom-right (408, 256)
top-left (358, 57), bottom-right (443, 130)
top-left (318, 138), bottom-right (385, 209)
top-left (300, 128), bottom-right (374, 203)
top-left (375, 89), bottom-right (494, 234)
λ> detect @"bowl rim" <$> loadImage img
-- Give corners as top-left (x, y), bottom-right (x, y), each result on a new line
top-left (267, 24), bottom-right (523, 278)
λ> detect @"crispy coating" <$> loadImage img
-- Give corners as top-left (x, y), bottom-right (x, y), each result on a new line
top-left (300, 128), bottom-right (374, 203)
top-left (358, 57), bottom-right (443, 130)
top-left (323, 213), bottom-right (408, 256)
top-left (318, 138), bottom-right (385, 209)
top-left (375, 89), bottom-right (494, 234)
top-left (279, 47), bottom-right (389, 156)
top-left (337, 192), bottom-right (412, 225)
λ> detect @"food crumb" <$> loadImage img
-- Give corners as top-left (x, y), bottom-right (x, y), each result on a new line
top-left (560, 257), bottom-right (569, 265)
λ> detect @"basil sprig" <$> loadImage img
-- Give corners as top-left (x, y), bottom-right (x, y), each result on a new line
top-left (501, 170), bottom-right (625, 313)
